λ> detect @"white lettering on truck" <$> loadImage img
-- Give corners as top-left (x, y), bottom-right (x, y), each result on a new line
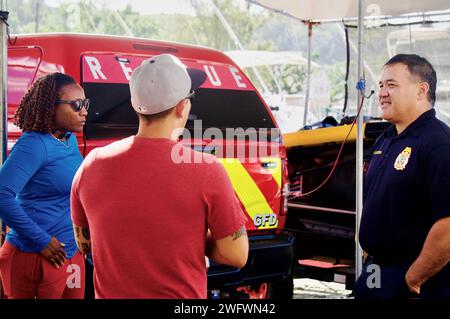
top-left (117, 59), bottom-right (133, 80)
top-left (84, 56), bottom-right (107, 80)
top-left (84, 57), bottom-right (248, 90)
top-left (203, 65), bottom-right (222, 86)
top-left (229, 67), bottom-right (247, 88)
top-left (254, 213), bottom-right (277, 227)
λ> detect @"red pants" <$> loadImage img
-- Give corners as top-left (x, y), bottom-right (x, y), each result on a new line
top-left (0, 241), bottom-right (85, 299)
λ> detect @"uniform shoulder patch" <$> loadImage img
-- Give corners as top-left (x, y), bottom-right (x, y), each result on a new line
top-left (394, 147), bottom-right (412, 170)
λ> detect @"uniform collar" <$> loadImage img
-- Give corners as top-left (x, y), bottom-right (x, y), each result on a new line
top-left (384, 108), bottom-right (435, 138)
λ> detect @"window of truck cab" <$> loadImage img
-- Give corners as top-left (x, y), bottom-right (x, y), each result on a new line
top-left (81, 54), bottom-right (277, 140)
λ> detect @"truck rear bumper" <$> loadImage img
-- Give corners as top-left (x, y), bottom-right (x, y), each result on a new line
top-left (207, 234), bottom-right (295, 288)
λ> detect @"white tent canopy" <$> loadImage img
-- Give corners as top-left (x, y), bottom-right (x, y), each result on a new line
top-left (249, 0), bottom-right (450, 21)
top-left (225, 50), bottom-right (319, 68)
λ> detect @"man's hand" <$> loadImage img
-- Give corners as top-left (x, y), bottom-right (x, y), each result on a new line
top-left (404, 216), bottom-right (450, 296)
top-left (39, 236), bottom-right (66, 269)
top-left (405, 271), bottom-right (422, 295)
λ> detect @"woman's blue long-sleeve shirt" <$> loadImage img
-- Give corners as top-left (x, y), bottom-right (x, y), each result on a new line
top-left (0, 132), bottom-right (83, 258)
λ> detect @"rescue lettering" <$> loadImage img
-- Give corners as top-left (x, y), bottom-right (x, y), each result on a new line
top-left (117, 58), bottom-right (133, 80)
top-left (84, 56), bottom-right (107, 80)
top-left (203, 65), bottom-right (222, 86)
top-left (229, 67), bottom-right (247, 88)
top-left (82, 54), bottom-right (253, 90)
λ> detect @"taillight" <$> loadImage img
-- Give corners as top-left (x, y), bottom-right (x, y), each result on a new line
top-left (282, 182), bottom-right (290, 215)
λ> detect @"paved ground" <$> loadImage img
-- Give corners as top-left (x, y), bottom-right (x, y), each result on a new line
top-left (293, 278), bottom-right (352, 299)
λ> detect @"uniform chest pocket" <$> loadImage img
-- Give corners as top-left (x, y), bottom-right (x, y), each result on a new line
top-left (385, 151), bottom-right (418, 188)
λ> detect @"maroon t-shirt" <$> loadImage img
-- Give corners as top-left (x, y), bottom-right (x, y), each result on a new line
top-left (71, 136), bottom-right (247, 299)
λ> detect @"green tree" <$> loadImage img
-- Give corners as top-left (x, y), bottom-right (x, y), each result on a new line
top-left (5, 0), bottom-right (319, 96)
top-left (186, 0), bottom-right (273, 51)
top-left (325, 62), bottom-right (346, 109)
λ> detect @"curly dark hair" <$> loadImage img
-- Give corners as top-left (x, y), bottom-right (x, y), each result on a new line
top-left (14, 72), bottom-right (77, 133)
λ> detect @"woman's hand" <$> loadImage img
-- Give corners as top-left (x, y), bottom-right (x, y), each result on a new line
top-left (39, 237), bottom-right (66, 269)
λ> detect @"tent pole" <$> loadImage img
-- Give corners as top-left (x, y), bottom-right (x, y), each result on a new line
top-left (303, 22), bottom-right (313, 127)
top-left (0, 1), bottom-right (6, 166)
top-left (355, 0), bottom-right (365, 280)
top-left (0, 0), bottom-right (8, 299)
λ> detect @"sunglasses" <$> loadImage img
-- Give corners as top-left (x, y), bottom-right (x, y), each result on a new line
top-left (56, 99), bottom-right (90, 112)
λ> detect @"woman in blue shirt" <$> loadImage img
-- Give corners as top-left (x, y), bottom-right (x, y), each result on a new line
top-left (0, 73), bottom-right (88, 298)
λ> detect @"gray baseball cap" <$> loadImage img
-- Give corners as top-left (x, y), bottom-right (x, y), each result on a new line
top-left (130, 54), bottom-right (207, 115)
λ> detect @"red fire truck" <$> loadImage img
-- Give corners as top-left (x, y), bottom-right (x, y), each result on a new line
top-left (5, 33), bottom-right (294, 298)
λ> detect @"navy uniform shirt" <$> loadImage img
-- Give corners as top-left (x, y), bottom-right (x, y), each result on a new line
top-left (360, 109), bottom-right (450, 264)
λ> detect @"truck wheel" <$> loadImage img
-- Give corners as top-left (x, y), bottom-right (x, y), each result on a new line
top-left (267, 274), bottom-right (294, 299)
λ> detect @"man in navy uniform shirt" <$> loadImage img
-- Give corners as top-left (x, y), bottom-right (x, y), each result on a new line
top-left (353, 54), bottom-right (450, 299)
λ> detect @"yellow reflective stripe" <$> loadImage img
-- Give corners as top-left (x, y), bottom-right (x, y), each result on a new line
top-left (218, 158), bottom-right (278, 229)
top-left (260, 157), bottom-right (282, 188)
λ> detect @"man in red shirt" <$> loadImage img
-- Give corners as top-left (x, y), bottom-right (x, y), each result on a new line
top-left (70, 54), bottom-right (249, 299)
